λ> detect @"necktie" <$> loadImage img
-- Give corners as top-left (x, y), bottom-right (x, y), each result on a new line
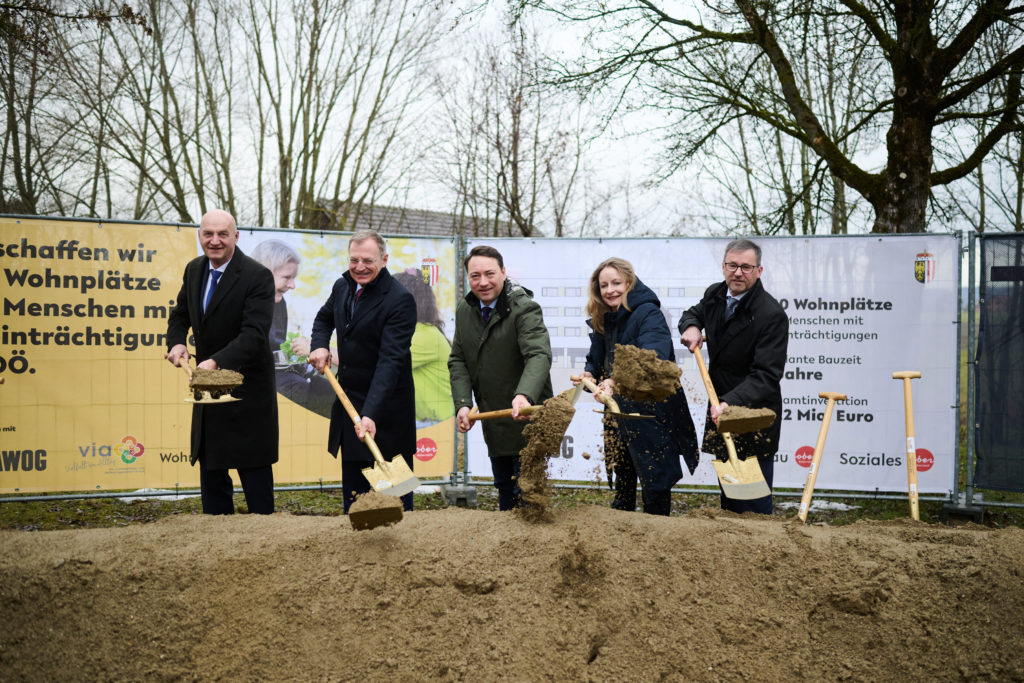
top-left (481, 306), bottom-right (492, 323)
top-left (203, 270), bottom-right (222, 313)
top-left (725, 296), bottom-right (738, 321)
top-left (351, 287), bottom-right (363, 314)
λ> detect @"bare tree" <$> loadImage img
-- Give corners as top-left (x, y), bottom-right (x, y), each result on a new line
top-left (517, 0), bottom-right (1024, 233)
top-left (240, 0), bottom-right (447, 230)
top-left (432, 16), bottom-right (600, 237)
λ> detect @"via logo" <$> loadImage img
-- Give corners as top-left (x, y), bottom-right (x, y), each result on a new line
top-left (115, 436), bottom-right (145, 464)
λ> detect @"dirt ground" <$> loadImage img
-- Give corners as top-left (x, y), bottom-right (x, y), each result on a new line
top-left (2, 506), bottom-right (1023, 681)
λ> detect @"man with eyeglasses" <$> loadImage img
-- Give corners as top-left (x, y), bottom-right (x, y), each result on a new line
top-left (309, 229), bottom-right (417, 514)
top-left (678, 239), bottom-right (788, 514)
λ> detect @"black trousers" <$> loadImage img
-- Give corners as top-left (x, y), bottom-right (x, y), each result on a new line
top-left (199, 461), bottom-right (275, 514)
top-left (341, 458), bottom-right (413, 514)
top-left (608, 431), bottom-right (671, 516)
top-left (489, 455), bottom-right (522, 511)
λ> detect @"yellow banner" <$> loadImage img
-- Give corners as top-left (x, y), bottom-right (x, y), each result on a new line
top-left (0, 218), bottom-right (457, 493)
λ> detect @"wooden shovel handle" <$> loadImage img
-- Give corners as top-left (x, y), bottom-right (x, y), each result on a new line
top-left (892, 371), bottom-right (921, 521)
top-left (798, 392), bottom-right (847, 523)
top-left (570, 375), bottom-right (622, 415)
top-left (468, 405), bottom-right (543, 421)
top-left (691, 351), bottom-right (721, 407)
top-left (178, 359), bottom-right (194, 383)
top-left (689, 350), bottom-right (741, 466)
top-left (321, 367), bottom-right (386, 466)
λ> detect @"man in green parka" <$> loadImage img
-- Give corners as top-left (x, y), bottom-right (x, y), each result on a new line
top-left (449, 245), bottom-right (553, 510)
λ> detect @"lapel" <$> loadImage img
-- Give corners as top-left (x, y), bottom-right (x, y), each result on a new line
top-left (191, 257), bottom-right (209, 326)
top-left (201, 249), bottom-right (244, 321)
top-left (712, 281), bottom-right (756, 361)
top-left (341, 269), bottom-right (388, 339)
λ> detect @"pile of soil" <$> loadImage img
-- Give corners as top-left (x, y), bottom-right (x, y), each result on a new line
top-left (612, 344), bottom-right (681, 401)
top-left (518, 390), bottom-right (577, 521)
top-left (2, 508), bottom-right (1022, 680)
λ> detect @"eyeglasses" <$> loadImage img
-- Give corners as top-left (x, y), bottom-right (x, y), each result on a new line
top-left (723, 262), bottom-right (757, 274)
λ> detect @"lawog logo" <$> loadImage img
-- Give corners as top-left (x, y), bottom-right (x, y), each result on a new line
top-left (115, 436), bottom-right (145, 464)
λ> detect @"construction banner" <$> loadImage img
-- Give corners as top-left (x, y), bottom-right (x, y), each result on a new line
top-left (465, 235), bottom-right (959, 494)
top-left (0, 217), bottom-right (457, 494)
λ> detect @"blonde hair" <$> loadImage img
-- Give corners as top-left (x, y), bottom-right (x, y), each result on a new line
top-left (586, 257), bottom-right (636, 334)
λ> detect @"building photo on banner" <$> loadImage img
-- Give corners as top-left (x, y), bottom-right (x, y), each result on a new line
top-left (465, 235), bottom-right (959, 494)
top-left (0, 216), bottom-right (457, 494)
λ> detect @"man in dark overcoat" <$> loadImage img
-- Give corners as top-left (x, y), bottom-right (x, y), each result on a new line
top-left (166, 209), bottom-right (279, 514)
top-left (308, 230), bottom-right (417, 513)
top-left (679, 238), bottom-right (788, 514)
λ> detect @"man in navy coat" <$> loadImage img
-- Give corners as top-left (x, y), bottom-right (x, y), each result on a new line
top-left (679, 239), bottom-right (788, 515)
top-left (309, 230), bottom-right (417, 513)
top-left (166, 209), bottom-right (279, 514)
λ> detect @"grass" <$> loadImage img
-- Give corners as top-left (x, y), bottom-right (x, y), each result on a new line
top-left (2, 483), bottom-right (1022, 532)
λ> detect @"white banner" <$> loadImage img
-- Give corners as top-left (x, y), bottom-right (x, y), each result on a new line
top-left (464, 235), bottom-right (959, 494)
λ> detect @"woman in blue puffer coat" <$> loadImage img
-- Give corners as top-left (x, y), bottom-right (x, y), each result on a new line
top-left (577, 257), bottom-right (699, 515)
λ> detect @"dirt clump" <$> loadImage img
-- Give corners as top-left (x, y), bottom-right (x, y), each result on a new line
top-left (188, 368), bottom-right (244, 400)
top-left (718, 405), bottom-right (777, 434)
top-left (518, 390), bottom-right (576, 522)
top-left (2, 509), bottom-right (1023, 680)
top-left (348, 489), bottom-right (404, 530)
top-left (190, 368), bottom-right (244, 389)
top-left (612, 343), bottom-right (680, 401)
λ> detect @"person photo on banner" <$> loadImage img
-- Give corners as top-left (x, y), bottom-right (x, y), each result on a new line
top-left (165, 209), bottom-right (279, 515)
top-left (448, 245), bottom-right (553, 511)
top-left (250, 238), bottom-right (336, 418)
top-left (678, 238), bottom-right (788, 515)
top-left (308, 230), bottom-right (417, 514)
top-left (393, 270), bottom-right (454, 429)
top-left (574, 257), bottom-right (699, 516)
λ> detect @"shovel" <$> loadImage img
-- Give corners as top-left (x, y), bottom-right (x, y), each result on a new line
top-left (467, 405), bottom-right (544, 421)
top-left (691, 349), bottom-right (771, 500)
top-left (893, 371), bottom-right (922, 521)
top-left (178, 359), bottom-right (241, 404)
top-left (321, 367), bottom-right (419, 499)
top-left (467, 382), bottom-right (585, 422)
top-left (570, 375), bottom-right (655, 420)
top-left (798, 392), bottom-right (847, 523)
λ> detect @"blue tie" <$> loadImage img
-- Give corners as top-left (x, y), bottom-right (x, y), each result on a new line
top-left (481, 306), bottom-right (492, 323)
top-left (725, 296), bottom-right (738, 321)
top-left (204, 270), bottom-right (222, 313)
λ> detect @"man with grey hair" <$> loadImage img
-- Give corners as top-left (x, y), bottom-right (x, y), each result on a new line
top-left (166, 209), bottom-right (279, 514)
top-left (309, 229), bottom-right (417, 513)
top-left (679, 238), bottom-right (788, 515)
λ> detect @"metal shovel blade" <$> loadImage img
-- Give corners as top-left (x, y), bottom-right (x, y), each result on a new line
top-left (591, 408), bottom-right (655, 420)
top-left (185, 391), bottom-right (241, 404)
top-left (361, 456), bottom-right (419, 498)
top-left (712, 433), bottom-right (771, 500)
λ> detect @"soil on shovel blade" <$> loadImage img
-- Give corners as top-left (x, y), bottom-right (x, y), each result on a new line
top-left (612, 343), bottom-right (681, 401)
top-left (3, 509), bottom-right (1022, 680)
top-left (718, 404), bottom-right (777, 434)
top-left (189, 368), bottom-right (244, 390)
top-left (517, 390), bottom-right (576, 522)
